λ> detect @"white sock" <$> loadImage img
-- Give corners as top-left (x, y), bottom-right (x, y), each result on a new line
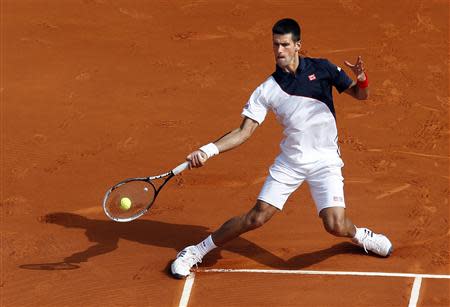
top-left (196, 235), bottom-right (217, 258)
top-left (353, 227), bottom-right (365, 243)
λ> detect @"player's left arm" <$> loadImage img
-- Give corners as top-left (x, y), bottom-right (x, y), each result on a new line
top-left (343, 56), bottom-right (369, 100)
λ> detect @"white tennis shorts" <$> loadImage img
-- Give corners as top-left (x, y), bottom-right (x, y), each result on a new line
top-left (257, 157), bottom-right (346, 214)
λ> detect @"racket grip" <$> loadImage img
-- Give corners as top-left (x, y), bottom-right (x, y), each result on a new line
top-left (172, 161), bottom-right (189, 175)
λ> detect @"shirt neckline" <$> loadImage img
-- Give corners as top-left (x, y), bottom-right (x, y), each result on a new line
top-left (274, 56), bottom-right (306, 78)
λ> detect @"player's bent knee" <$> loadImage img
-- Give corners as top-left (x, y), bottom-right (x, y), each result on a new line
top-left (324, 219), bottom-right (346, 236)
top-left (320, 208), bottom-right (347, 236)
top-left (244, 201), bottom-right (277, 230)
top-left (244, 212), bottom-right (270, 230)
top-left (244, 215), bottom-right (266, 230)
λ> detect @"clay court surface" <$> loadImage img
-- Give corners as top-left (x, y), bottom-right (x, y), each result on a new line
top-left (1, 0), bottom-right (449, 306)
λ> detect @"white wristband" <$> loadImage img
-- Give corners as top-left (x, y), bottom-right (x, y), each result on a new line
top-left (199, 143), bottom-right (219, 158)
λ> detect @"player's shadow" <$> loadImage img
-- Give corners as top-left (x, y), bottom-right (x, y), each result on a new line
top-left (19, 212), bottom-right (362, 272)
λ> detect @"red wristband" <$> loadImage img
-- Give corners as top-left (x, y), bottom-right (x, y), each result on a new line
top-left (357, 73), bottom-right (369, 89)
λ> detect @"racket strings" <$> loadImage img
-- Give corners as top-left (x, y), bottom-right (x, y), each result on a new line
top-left (104, 180), bottom-right (156, 221)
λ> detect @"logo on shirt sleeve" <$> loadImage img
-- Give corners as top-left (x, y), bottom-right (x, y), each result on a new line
top-left (308, 74), bottom-right (316, 81)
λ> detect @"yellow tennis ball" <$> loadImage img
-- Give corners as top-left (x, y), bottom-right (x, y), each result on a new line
top-left (120, 197), bottom-right (132, 211)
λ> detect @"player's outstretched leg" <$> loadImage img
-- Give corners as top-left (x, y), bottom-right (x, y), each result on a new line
top-left (171, 200), bottom-right (278, 278)
top-left (320, 207), bottom-right (393, 257)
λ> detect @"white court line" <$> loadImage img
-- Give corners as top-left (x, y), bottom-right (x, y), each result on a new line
top-left (198, 268), bottom-right (450, 279)
top-left (178, 272), bottom-right (195, 307)
top-left (408, 276), bottom-right (422, 307)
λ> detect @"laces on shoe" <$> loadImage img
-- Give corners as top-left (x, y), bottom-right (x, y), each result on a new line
top-left (360, 229), bottom-right (390, 255)
top-left (177, 248), bottom-right (202, 268)
top-left (360, 229), bottom-right (373, 254)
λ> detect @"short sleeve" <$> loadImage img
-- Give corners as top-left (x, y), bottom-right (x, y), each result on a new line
top-left (241, 84), bottom-right (269, 125)
top-left (326, 60), bottom-right (353, 93)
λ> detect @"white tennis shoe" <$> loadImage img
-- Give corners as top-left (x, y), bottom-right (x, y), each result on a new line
top-left (353, 228), bottom-right (393, 257)
top-left (171, 245), bottom-right (203, 279)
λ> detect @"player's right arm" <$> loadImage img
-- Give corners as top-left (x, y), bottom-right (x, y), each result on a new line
top-left (187, 116), bottom-right (259, 168)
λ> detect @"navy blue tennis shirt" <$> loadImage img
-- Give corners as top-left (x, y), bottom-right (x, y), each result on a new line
top-left (272, 57), bottom-right (353, 117)
top-left (242, 57), bottom-right (354, 165)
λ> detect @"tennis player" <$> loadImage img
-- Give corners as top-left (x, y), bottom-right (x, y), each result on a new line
top-left (171, 18), bottom-right (393, 279)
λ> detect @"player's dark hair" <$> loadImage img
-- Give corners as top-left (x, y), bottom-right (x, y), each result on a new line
top-left (272, 18), bottom-right (301, 42)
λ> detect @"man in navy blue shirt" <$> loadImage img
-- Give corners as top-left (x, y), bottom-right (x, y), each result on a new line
top-left (171, 18), bottom-right (392, 279)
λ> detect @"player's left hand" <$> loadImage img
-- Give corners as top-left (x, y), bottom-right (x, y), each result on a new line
top-left (344, 56), bottom-right (366, 81)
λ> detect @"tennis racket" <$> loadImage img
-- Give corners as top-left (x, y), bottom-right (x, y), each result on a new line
top-left (103, 161), bottom-right (189, 222)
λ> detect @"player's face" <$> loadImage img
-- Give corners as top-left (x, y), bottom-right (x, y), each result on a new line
top-left (272, 33), bottom-right (301, 69)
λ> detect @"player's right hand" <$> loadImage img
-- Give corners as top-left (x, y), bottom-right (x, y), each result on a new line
top-left (187, 150), bottom-right (208, 168)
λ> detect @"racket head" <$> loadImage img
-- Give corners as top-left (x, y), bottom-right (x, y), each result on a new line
top-left (103, 178), bottom-right (156, 222)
